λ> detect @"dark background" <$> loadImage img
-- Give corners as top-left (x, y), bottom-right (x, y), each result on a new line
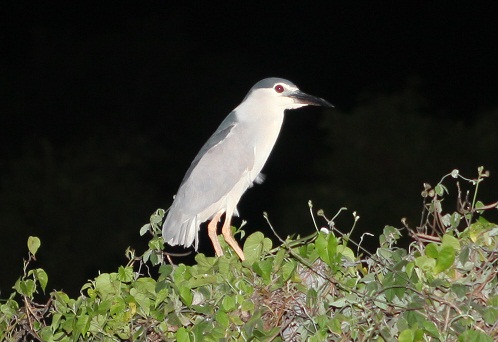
top-left (1, 3), bottom-right (497, 296)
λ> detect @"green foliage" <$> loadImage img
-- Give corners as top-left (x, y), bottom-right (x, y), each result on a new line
top-left (1, 168), bottom-right (498, 341)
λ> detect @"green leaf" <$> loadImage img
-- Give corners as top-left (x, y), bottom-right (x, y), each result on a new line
top-left (327, 233), bottom-right (338, 264)
top-left (150, 251), bottom-right (163, 265)
top-left (398, 329), bottom-right (414, 342)
top-left (154, 288), bottom-right (169, 308)
top-left (415, 255), bottom-right (435, 272)
top-left (377, 248), bottom-right (393, 259)
top-left (133, 277), bottom-right (156, 293)
top-left (179, 286), bottom-right (193, 306)
top-left (405, 262), bottom-right (415, 278)
top-left (458, 330), bottom-right (493, 342)
top-left (330, 297), bottom-right (348, 308)
top-left (215, 310), bottom-right (230, 328)
top-left (159, 264), bottom-right (174, 278)
top-left (110, 297), bottom-right (126, 316)
top-left (423, 321), bottom-right (440, 338)
top-left (434, 184), bottom-right (447, 196)
top-left (337, 245), bottom-right (355, 261)
top-left (315, 233), bottom-right (329, 264)
top-left (383, 272), bottom-right (406, 302)
top-left (142, 249), bottom-right (152, 263)
top-left (253, 259), bottom-right (273, 283)
top-left (222, 296), bottom-right (236, 312)
top-left (442, 234), bottom-right (460, 252)
top-left (27, 236), bottom-right (41, 256)
top-left (241, 299), bottom-right (255, 312)
top-left (459, 245), bottom-right (471, 265)
top-left (75, 314), bottom-right (90, 336)
top-left (118, 266), bottom-right (135, 282)
top-left (148, 237), bottom-right (164, 251)
top-left (94, 273), bottom-right (120, 299)
top-left (425, 243), bottom-right (439, 258)
top-left (0, 298), bottom-right (19, 318)
top-left (315, 232), bottom-right (339, 267)
top-left (176, 327), bottom-right (191, 342)
top-left (253, 327), bottom-right (281, 339)
top-left (173, 264), bottom-right (189, 283)
top-left (272, 248), bottom-right (286, 272)
top-left (130, 288), bottom-right (151, 315)
top-left (96, 300), bottom-right (112, 315)
top-left (380, 225), bottom-right (402, 248)
top-left (413, 329), bottom-right (424, 341)
top-left (450, 212), bottom-right (462, 229)
top-left (39, 326), bottom-right (55, 341)
top-left (451, 283), bottom-right (468, 298)
top-left (191, 321), bottom-right (211, 340)
top-left (139, 223), bottom-right (151, 236)
top-left (434, 245), bottom-right (455, 273)
top-left (194, 253), bottom-right (216, 270)
top-left (281, 260), bottom-right (297, 281)
top-left (482, 307), bottom-right (498, 325)
top-left (488, 295), bottom-right (498, 307)
top-left (228, 311), bottom-right (244, 325)
top-left (243, 232), bottom-right (272, 263)
top-left (150, 211), bottom-right (164, 225)
top-left (14, 279), bottom-right (36, 297)
top-left (34, 268), bottom-right (48, 292)
top-left (475, 201), bottom-right (486, 213)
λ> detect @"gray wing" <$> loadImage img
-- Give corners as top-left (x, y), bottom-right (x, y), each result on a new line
top-left (179, 112), bottom-right (240, 191)
top-left (178, 111), bottom-right (255, 213)
top-left (162, 111), bottom-right (257, 248)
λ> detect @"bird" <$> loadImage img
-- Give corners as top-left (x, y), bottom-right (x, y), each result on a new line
top-left (162, 77), bottom-right (333, 260)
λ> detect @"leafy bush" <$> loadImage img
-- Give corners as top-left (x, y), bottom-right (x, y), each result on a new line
top-left (1, 167), bottom-right (497, 341)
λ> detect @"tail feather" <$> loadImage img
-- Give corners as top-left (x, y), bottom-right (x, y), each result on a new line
top-left (162, 210), bottom-right (200, 250)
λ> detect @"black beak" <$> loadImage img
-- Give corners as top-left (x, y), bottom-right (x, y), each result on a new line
top-left (289, 90), bottom-right (334, 107)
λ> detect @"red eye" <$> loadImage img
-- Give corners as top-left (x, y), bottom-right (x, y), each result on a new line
top-left (274, 84), bottom-right (284, 93)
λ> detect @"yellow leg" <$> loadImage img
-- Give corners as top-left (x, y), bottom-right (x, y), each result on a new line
top-left (221, 214), bottom-right (245, 261)
top-left (207, 212), bottom-right (224, 257)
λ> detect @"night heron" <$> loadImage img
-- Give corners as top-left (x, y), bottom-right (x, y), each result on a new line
top-left (162, 77), bottom-right (333, 260)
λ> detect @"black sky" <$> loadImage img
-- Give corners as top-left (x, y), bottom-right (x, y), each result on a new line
top-left (2, 4), bottom-right (497, 128)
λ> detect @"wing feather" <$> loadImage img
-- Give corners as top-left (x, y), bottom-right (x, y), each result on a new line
top-left (162, 111), bottom-right (256, 248)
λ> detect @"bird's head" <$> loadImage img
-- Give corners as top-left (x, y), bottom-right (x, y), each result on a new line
top-left (241, 77), bottom-right (333, 112)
